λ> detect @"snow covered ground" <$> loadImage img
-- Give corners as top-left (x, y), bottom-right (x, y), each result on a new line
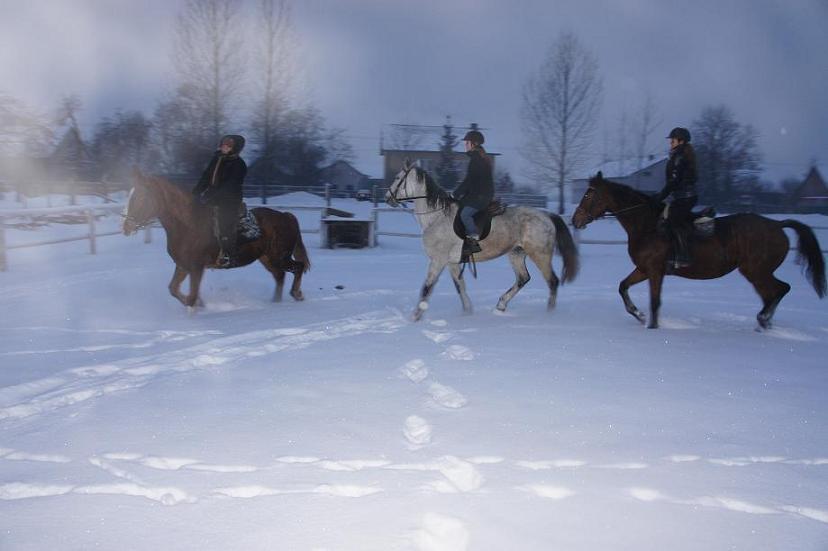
top-left (1, 199), bottom-right (827, 550)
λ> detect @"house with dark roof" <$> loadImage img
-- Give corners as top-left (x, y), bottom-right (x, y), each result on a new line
top-left (318, 160), bottom-right (370, 197)
top-left (789, 166), bottom-right (828, 214)
top-left (571, 156), bottom-right (667, 200)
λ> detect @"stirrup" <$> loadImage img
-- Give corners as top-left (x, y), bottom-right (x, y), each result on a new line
top-left (216, 249), bottom-right (233, 268)
top-left (463, 237), bottom-right (482, 254)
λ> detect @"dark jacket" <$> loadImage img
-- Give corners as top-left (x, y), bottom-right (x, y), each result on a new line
top-left (193, 150), bottom-right (247, 208)
top-left (658, 143), bottom-right (698, 201)
top-left (453, 147), bottom-right (494, 210)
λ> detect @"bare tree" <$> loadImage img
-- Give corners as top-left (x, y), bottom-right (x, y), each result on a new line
top-left (249, 0), bottom-right (294, 187)
top-left (386, 123), bottom-right (427, 151)
top-left (174, 0), bottom-right (245, 144)
top-left (634, 92), bottom-right (661, 171)
top-left (692, 104), bottom-right (762, 205)
top-left (616, 105), bottom-right (630, 175)
top-left (522, 32), bottom-right (602, 214)
top-left (0, 93), bottom-right (53, 157)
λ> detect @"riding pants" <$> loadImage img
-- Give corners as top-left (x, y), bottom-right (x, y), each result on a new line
top-left (460, 206), bottom-right (480, 237)
top-left (213, 205), bottom-right (240, 254)
top-left (666, 197), bottom-right (697, 263)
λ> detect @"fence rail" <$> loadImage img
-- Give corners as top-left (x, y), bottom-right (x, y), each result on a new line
top-left (0, 204), bottom-right (131, 271)
top-left (3, 200), bottom-right (824, 272)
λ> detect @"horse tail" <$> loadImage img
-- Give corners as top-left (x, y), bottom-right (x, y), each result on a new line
top-left (549, 213), bottom-right (579, 283)
top-left (781, 219), bottom-right (826, 298)
top-left (290, 213), bottom-right (311, 273)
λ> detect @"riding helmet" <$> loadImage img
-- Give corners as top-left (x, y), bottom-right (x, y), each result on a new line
top-left (666, 127), bottom-right (691, 143)
top-left (461, 130), bottom-right (485, 145)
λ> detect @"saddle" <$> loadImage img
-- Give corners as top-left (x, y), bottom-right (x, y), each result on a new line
top-left (236, 203), bottom-right (262, 245)
top-left (658, 204), bottom-right (716, 239)
top-left (452, 200), bottom-right (507, 241)
top-left (211, 203), bottom-right (262, 269)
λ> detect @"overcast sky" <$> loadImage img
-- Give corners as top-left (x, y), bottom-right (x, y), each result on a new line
top-left (1, 0), bottom-right (826, 182)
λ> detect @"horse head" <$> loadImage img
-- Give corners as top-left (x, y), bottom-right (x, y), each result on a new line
top-left (122, 169), bottom-right (160, 235)
top-left (571, 171), bottom-right (611, 229)
top-left (384, 158), bottom-right (418, 207)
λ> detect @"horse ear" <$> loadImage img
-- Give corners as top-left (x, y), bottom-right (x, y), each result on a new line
top-left (403, 158), bottom-right (411, 170)
top-left (596, 171), bottom-right (603, 180)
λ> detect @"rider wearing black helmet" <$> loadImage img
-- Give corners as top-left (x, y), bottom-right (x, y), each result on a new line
top-left (656, 127), bottom-right (698, 269)
top-left (452, 129), bottom-right (494, 254)
top-left (192, 134), bottom-right (248, 267)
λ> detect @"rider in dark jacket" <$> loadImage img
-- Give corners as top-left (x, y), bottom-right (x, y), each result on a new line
top-left (192, 134), bottom-right (247, 267)
top-left (453, 130), bottom-right (494, 253)
top-left (656, 127), bottom-right (698, 269)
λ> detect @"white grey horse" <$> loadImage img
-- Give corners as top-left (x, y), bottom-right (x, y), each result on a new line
top-left (385, 162), bottom-right (579, 321)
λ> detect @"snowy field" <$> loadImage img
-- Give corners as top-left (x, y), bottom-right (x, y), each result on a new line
top-left (1, 198), bottom-right (827, 550)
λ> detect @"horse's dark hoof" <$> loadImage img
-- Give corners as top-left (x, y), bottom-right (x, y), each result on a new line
top-left (647, 322), bottom-right (658, 329)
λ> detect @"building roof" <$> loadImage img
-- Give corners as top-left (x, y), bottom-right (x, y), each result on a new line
top-left (381, 148), bottom-right (500, 157)
top-left (793, 166), bottom-right (828, 200)
top-left (574, 156), bottom-right (667, 181)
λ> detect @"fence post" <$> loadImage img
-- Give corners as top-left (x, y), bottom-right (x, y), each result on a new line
top-left (372, 208), bottom-right (379, 247)
top-left (325, 183), bottom-right (331, 209)
top-left (0, 217), bottom-right (7, 272)
top-left (261, 181), bottom-right (267, 205)
top-left (87, 209), bottom-right (97, 255)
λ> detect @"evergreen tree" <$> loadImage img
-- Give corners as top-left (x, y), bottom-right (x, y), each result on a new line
top-left (435, 115), bottom-right (458, 189)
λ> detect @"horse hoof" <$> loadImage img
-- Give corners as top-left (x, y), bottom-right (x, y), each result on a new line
top-left (291, 292), bottom-right (304, 302)
top-left (496, 301), bottom-right (507, 312)
top-left (647, 322), bottom-right (658, 329)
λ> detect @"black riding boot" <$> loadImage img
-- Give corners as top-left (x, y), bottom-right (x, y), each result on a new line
top-left (669, 229), bottom-right (692, 269)
top-left (216, 236), bottom-right (237, 267)
top-left (463, 235), bottom-right (482, 255)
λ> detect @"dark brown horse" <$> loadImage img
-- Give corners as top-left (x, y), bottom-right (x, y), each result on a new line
top-left (572, 173), bottom-right (825, 329)
top-left (122, 170), bottom-right (309, 307)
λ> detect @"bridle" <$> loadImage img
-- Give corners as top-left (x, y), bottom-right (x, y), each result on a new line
top-left (121, 212), bottom-right (153, 230)
top-left (121, 188), bottom-right (156, 230)
top-left (576, 185), bottom-right (646, 224)
top-left (387, 166), bottom-right (430, 205)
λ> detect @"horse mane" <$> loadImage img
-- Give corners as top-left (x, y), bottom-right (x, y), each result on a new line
top-left (414, 167), bottom-right (453, 213)
top-left (590, 174), bottom-right (659, 216)
top-left (135, 171), bottom-right (198, 226)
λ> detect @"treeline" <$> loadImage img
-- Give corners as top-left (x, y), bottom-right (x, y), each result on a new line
top-left (0, 0), bottom-right (350, 187)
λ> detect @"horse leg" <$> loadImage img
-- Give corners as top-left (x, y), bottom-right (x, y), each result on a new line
top-left (184, 266), bottom-right (205, 308)
top-left (647, 270), bottom-right (665, 329)
top-left (741, 269), bottom-right (791, 329)
top-left (289, 268), bottom-right (304, 301)
top-left (448, 263), bottom-right (473, 314)
top-left (497, 248), bottom-right (531, 311)
top-left (259, 257), bottom-right (286, 302)
top-left (168, 265), bottom-right (188, 305)
top-left (527, 248), bottom-right (559, 311)
top-left (413, 259), bottom-right (446, 321)
top-left (619, 267), bottom-right (648, 324)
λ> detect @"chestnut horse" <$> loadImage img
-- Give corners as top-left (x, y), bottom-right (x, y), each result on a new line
top-left (122, 171), bottom-right (309, 307)
top-left (572, 173), bottom-right (825, 330)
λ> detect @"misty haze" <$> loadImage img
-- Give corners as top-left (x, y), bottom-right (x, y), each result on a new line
top-left (0, 1), bottom-right (827, 550)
